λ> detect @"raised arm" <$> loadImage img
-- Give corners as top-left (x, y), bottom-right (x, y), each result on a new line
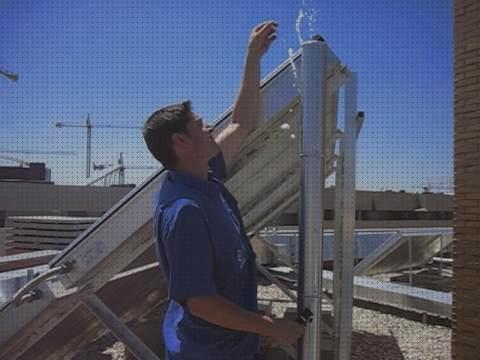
top-left (215, 21), bottom-right (278, 169)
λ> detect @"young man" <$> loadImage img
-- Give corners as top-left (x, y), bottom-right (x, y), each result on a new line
top-left (143, 21), bottom-right (305, 359)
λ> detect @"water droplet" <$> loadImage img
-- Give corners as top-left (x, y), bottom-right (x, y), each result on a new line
top-left (296, 9), bottom-right (305, 45)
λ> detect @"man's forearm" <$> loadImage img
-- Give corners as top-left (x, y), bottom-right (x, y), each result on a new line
top-left (215, 22), bottom-right (277, 168)
top-left (186, 294), bottom-right (274, 336)
top-left (231, 50), bottom-right (261, 136)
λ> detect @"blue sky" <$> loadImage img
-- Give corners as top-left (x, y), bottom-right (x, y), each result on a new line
top-left (1, 0), bottom-right (453, 191)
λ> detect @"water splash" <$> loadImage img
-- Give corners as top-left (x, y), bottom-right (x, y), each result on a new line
top-left (295, 9), bottom-right (305, 45)
top-left (297, 0), bottom-right (319, 44)
top-left (278, 35), bottom-right (301, 95)
top-left (287, 47), bottom-right (300, 92)
top-left (303, 0), bottom-right (319, 39)
top-left (276, 0), bottom-right (321, 98)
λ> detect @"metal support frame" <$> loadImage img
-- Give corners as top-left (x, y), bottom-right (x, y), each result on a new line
top-left (81, 294), bottom-right (160, 360)
top-left (256, 262), bottom-right (298, 302)
top-left (0, 43), bottom-right (359, 359)
top-left (354, 228), bottom-right (453, 276)
top-left (333, 130), bottom-right (344, 354)
top-left (299, 39), bottom-right (328, 360)
top-left (439, 234), bottom-right (444, 273)
top-left (408, 236), bottom-right (413, 285)
top-left (86, 115), bottom-right (92, 178)
top-left (333, 72), bottom-right (358, 360)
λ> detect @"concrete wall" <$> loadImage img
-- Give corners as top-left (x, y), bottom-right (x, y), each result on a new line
top-left (453, 1), bottom-right (480, 358)
top-left (0, 182), bottom-right (132, 226)
top-left (284, 189), bottom-right (453, 212)
top-left (0, 163), bottom-right (47, 181)
top-left (0, 228), bottom-right (13, 256)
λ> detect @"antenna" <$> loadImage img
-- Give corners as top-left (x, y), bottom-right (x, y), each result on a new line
top-left (54, 115), bottom-right (142, 178)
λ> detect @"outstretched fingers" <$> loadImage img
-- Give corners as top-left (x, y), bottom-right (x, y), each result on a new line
top-left (249, 20), bottom-right (279, 56)
top-left (255, 20), bottom-right (275, 31)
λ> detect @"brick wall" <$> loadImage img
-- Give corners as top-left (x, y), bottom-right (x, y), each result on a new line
top-left (453, 0), bottom-right (480, 358)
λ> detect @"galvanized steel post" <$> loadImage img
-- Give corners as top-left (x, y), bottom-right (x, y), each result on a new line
top-left (336, 71), bottom-right (358, 360)
top-left (299, 38), bottom-right (328, 360)
top-left (333, 129), bottom-right (344, 355)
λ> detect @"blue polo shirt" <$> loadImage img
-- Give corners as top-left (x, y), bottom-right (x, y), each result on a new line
top-left (153, 152), bottom-right (259, 360)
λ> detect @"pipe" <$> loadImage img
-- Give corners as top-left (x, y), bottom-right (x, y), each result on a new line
top-left (299, 38), bottom-right (328, 360)
top-left (335, 71), bottom-right (358, 360)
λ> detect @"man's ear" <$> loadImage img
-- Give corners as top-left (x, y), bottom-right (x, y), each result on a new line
top-left (172, 132), bottom-right (189, 150)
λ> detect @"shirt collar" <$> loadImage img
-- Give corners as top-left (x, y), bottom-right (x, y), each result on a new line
top-left (168, 170), bottom-right (219, 198)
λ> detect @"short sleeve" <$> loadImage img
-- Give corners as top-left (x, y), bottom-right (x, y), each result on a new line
top-left (165, 205), bottom-right (217, 302)
top-left (208, 151), bottom-right (227, 181)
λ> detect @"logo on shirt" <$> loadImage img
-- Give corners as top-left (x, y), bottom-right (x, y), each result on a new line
top-left (236, 248), bottom-right (246, 269)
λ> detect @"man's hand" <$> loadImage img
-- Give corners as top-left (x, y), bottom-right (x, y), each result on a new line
top-left (216, 20), bottom-right (278, 168)
top-left (248, 21), bottom-right (278, 58)
top-left (262, 316), bottom-right (305, 346)
top-left (186, 294), bottom-right (305, 345)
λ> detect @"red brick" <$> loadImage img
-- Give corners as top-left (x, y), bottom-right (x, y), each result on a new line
top-left (461, 83), bottom-right (480, 92)
top-left (465, 1), bottom-right (480, 11)
top-left (456, 199), bottom-right (480, 208)
top-left (459, 214), bottom-right (480, 221)
top-left (462, 207), bottom-right (480, 214)
top-left (456, 144), bottom-right (479, 155)
top-left (455, 76), bottom-right (478, 87)
top-left (455, 132), bottom-right (480, 142)
top-left (465, 164), bottom-right (480, 173)
top-left (456, 160), bottom-right (480, 170)
top-left (467, 68), bottom-right (480, 78)
top-left (455, 180), bottom-right (480, 189)
top-left (455, 109), bottom-right (480, 120)
top-left (465, 192), bottom-right (480, 199)
top-left (454, 151), bottom-right (480, 161)
top-left (454, 0), bottom-right (480, 353)
top-left (455, 136), bottom-right (480, 145)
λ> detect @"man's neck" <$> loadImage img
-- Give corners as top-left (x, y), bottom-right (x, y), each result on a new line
top-left (174, 160), bottom-right (209, 181)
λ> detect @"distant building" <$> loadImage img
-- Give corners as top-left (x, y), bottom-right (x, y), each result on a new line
top-left (276, 188), bottom-right (453, 229)
top-left (0, 163), bottom-right (50, 182)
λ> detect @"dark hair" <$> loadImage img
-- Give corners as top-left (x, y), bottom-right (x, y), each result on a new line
top-left (142, 100), bottom-right (192, 170)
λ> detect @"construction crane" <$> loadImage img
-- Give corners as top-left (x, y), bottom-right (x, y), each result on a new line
top-left (54, 114), bottom-right (143, 178)
top-left (0, 149), bottom-right (75, 156)
top-left (0, 150), bottom-right (75, 167)
top-left (409, 177), bottom-right (454, 194)
top-left (0, 67), bottom-right (18, 82)
top-left (0, 154), bottom-right (31, 167)
top-left (89, 152), bottom-right (157, 186)
top-left (0, 150), bottom-right (77, 181)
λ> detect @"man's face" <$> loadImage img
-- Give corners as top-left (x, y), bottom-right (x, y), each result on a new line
top-left (182, 112), bottom-right (220, 161)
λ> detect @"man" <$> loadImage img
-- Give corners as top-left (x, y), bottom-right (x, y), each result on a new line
top-left (143, 21), bottom-right (305, 360)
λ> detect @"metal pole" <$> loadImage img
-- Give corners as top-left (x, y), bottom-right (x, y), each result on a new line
top-left (256, 263), bottom-right (297, 302)
top-left (86, 114), bottom-right (92, 178)
top-left (81, 294), bottom-right (160, 360)
top-left (440, 233), bottom-right (444, 274)
top-left (408, 236), bottom-right (413, 286)
top-left (333, 132), bottom-right (344, 356)
top-left (299, 38), bottom-right (328, 360)
top-left (119, 152), bottom-right (125, 185)
top-left (336, 72), bottom-right (358, 360)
